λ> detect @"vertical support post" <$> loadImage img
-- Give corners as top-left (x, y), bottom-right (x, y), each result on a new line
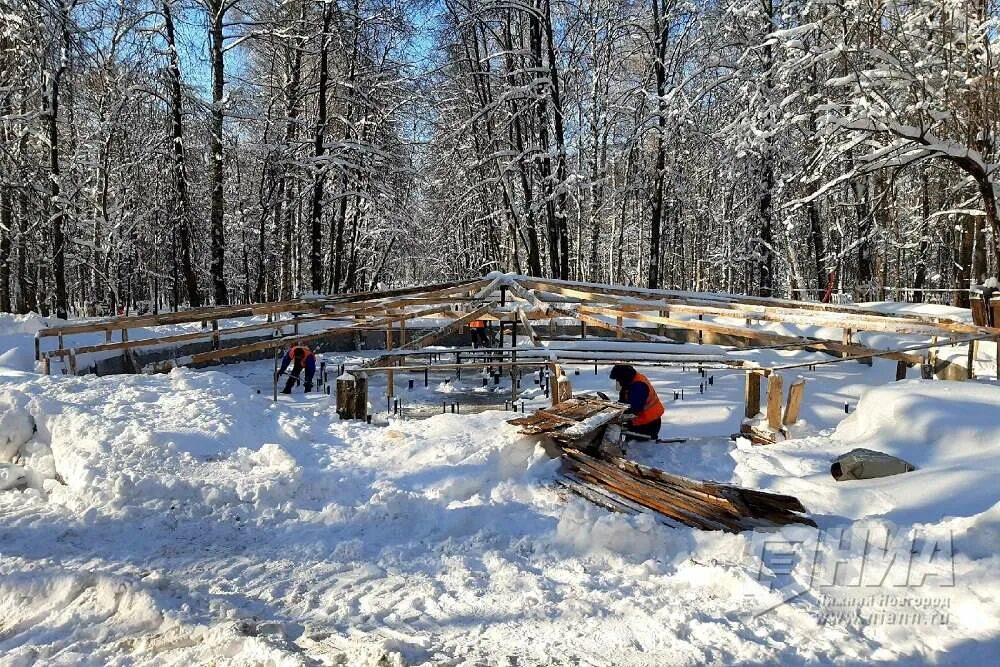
top-left (211, 320), bottom-right (220, 350)
top-left (783, 379), bottom-right (805, 426)
top-left (616, 316), bottom-right (623, 339)
top-left (967, 340), bottom-right (975, 380)
top-left (272, 344), bottom-right (279, 402)
top-left (697, 314), bottom-right (703, 345)
top-left (43, 355), bottom-right (51, 375)
top-left (510, 319), bottom-right (516, 348)
top-left (500, 285), bottom-right (507, 307)
top-left (842, 328), bottom-right (852, 358)
top-left (34, 334), bottom-right (41, 361)
top-left (744, 370), bottom-right (761, 418)
top-left (895, 360), bottom-right (907, 381)
top-left (766, 373), bottom-right (784, 430)
top-left (105, 329), bottom-right (112, 343)
top-left (657, 310), bottom-right (667, 336)
top-left (121, 328), bottom-right (129, 344)
top-left (929, 336), bottom-right (938, 376)
top-left (386, 321), bottom-right (394, 398)
top-left (581, 321), bottom-right (587, 339)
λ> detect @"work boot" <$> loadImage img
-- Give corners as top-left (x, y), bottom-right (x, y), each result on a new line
top-left (304, 382), bottom-right (313, 393)
top-left (282, 378), bottom-right (296, 394)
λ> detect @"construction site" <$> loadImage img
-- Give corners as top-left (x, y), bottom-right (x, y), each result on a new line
top-left (27, 273), bottom-right (1000, 532)
top-left (2, 274), bottom-right (998, 663)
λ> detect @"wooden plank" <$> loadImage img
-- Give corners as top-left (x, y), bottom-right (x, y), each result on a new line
top-left (516, 308), bottom-right (541, 346)
top-left (38, 279), bottom-right (481, 339)
top-left (767, 373), bottom-right (784, 430)
top-left (519, 277), bottom-right (989, 336)
top-left (506, 280), bottom-right (549, 312)
top-left (517, 275), bottom-right (983, 331)
top-left (576, 304), bottom-right (923, 364)
top-left (895, 359), bottom-right (908, 381)
top-left (782, 379), bottom-right (805, 426)
top-left (745, 371), bottom-right (761, 419)
top-left (144, 306), bottom-right (453, 372)
top-left (364, 304), bottom-right (495, 368)
top-left (549, 306), bottom-right (656, 342)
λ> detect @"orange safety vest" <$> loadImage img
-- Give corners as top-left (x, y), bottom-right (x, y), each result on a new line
top-left (630, 373), bottom-right (664, 426)
top-left (469, 320), bottom-right (485, 329)
top-left (289, 345), bottom-right (314, 360)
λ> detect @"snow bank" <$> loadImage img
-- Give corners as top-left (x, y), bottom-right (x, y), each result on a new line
top-left (0, 313), bottom-right (48, 372)
top-left (1, 359), bottom-right (998, 663)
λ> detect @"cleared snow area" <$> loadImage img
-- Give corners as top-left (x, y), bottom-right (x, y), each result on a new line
top-left (1, 315), bottom-right (998, 665)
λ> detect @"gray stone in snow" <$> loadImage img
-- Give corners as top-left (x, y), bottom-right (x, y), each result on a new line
top-left (831, 448), bottom-right (916, 481)
top-left (0, 463), bottom-right (28, 492)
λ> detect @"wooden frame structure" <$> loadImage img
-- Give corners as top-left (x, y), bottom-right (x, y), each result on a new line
top-left (36, 274), bottom-right (998, 428)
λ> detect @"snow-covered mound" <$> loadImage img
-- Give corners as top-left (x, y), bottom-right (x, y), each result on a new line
top-left (0, 313), bottom-right (49, 372)
top-left (0, 363), bottom-right (998, 664)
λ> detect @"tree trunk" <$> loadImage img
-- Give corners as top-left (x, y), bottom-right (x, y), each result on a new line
top-left (542, 0), bottom-right (569, 279)
top-left (208, 0), bottom-right (229, 304)
top-left (913, 168), bottom-right (930, 302)
top-left (954, 214), bottom-right (974, 308)
top-left (47, 4), bottom-right (72, 319)
top-left (308, 3), bottom-right (332, 293)
top-left (163, 0), bottom-right (201, 307)
top-left (647, 0), bottom-right (668, 289)
top-left (0, 186), bottom-right (11, 312)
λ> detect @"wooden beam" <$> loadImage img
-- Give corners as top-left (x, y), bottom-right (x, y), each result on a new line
top-left (745, 371), bottom-right (761, 418)
top-left (767, 374), bottom-right (784, 430)
top-left (549, 306), bottom-right (656, 342)
top-left (519, 277), bottom-right (989, 337)
top-left (506, 280), bottom-right (549, 313)
top-left (783, 380), bottom-right (805, 426)
top-left (364, 304), bottom-right (495, 369)
top-left (38, 279), bottom-right (481, 339)
top-left (575, 305), bottom-right (923, 364)
top-left (516, 308), bottom-right (541, 346)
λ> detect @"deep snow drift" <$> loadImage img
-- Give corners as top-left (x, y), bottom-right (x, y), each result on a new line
top-left (2, 324), bottom-right (999, 664)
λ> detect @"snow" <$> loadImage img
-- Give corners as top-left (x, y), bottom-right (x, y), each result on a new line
top-left (1, 312), bottom-right (998, 664)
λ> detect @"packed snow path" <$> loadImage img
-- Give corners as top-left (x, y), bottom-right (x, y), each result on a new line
top-left (1, 349), bottom-right (999, 663)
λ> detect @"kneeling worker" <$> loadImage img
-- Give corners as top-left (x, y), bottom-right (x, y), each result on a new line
top-left (609, 364), bottom-right (664, 439)
top-left (279, 345), bottom-right (316, 394)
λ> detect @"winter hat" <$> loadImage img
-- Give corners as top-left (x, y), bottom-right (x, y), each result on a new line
top-left (609, 364), bottom-right (637, 384)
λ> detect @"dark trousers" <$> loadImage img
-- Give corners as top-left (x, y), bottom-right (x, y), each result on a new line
top-left (627, 418), bottom-right (661, 440)
top-left (471, 329), bottom-right (489, 347)
top-left (282, 361), bottom-right (315, 393)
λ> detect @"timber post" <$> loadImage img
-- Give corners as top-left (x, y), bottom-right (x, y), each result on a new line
top-left (744, 370), bottom-right (762, 418)
top-left (766, 373), bottom-right (784, 430)
top-left (783, 379), bottom-right (805, 426)
top-left (336, 372), bottom-right (368, 420)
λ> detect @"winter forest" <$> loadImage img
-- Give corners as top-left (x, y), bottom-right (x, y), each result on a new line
top-left (0, 0), bottom-right (997, 319)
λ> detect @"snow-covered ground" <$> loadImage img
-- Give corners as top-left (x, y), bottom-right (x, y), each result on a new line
top-left (1, 316), bottom-right (999, 665)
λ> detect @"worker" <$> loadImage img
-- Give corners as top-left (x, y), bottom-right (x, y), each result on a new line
top-left (469, 319), bottom-right (489, 348)
top-left (279, 345), bottom-right (316, 394)
top-left (609, 364), bottom-right (664, 439)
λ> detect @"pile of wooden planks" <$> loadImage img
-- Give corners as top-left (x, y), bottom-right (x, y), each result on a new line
top-left (509, 399), bottom-right (815, 532)
top-left (560, 449), bottom-right (815, 532)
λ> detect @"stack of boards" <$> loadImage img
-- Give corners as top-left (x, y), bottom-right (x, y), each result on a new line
top-left (509, 398), bottom-right (815, 532)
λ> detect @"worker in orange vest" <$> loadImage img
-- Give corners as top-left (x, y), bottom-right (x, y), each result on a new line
top-left (609, 364), bottom-right (664, 439)
top-left (468, 319), bottom-right (489, 348)
top-left (279, 345), bottom-right (316, 394)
